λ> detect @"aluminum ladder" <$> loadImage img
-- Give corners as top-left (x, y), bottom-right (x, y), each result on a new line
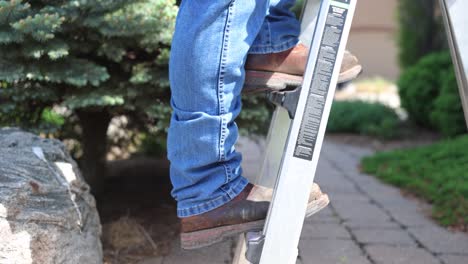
top-left (439, 0), bottom-right (468, 127)
top-left (233, 0), bottom-right (358, 263)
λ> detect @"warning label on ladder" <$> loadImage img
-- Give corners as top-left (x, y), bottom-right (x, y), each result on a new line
top-left (293, 3), bottom-right (348, 161)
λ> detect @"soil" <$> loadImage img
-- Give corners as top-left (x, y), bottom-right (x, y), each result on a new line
top-left (97, 158), bottom-right (179, 264)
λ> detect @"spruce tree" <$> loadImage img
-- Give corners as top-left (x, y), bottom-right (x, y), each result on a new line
top-left (0, 0), bottom-right (178, 191)
top-left (0, 0), bottom-right (273, 192)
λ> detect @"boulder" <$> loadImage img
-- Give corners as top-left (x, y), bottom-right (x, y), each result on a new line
top-left (0, 128), bottom-right (102, 263)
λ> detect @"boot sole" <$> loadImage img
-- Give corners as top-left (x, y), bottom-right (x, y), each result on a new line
top-left (243, 65), bottom-right (362, 93)
top-left (244, 71), bottom-right (303, 93)
top-left (306, 193), bottom-right (330, 218)
top-left (338, 65), bottom-right (363, 84)
top-left (181, 194), bottom-right (330, 250)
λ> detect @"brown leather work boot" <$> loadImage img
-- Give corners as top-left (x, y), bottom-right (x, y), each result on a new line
top-left (180, 183), bottom-right (329, 249)
top-left (244, 44), bottom-right (362, 92)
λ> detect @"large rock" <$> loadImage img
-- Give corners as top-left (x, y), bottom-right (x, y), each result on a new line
top-left (0, 128), bottom-right (102, 263)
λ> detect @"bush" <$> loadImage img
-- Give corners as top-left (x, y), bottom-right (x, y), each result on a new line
top-left (327, 100), bottom-right (400, 139)
top-left (291, 0), bottom-right (304, 18)
top-left (138, 132), bottom-right (167, 158)
top-left (238, 96), bottom-right (272, 136)
top-left (398, 51), bottom-right (453, 128)
top-left (362, 135), bottom-right (468, 228)
top-left (39, 107), bottom-right (65, 133)
top-left (430, 69), bottom-right (467, 137)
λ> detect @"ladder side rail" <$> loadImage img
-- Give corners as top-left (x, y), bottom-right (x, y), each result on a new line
top-left (299, 0), bottom-right (322, 47)
top-left (259, 1), bottom-right (357, 263)
top-left (232, 109), bottom-right (291, 264)
top-left (439, 0), bottom-right (468, 128)
top-left (257, 109), bottom-right (292, 188)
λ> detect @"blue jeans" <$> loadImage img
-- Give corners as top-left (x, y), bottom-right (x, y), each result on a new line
top-left (168, 0), bottom-right (300, 218)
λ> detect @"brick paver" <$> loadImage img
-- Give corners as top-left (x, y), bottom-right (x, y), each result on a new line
top-left (301, 222), bottom-right (352, 240)
top-left (408, 226), bottom-right (468, 255)
top-left (352, 229), bottom-right (417, 246)
top-left (439, 254), bottom-right (468, 264)
top-left (299, 239), bottom-right (372, 264)
top-left (365, 245), bottom-right (441, 264)
top-left (139, 138), bottom-right (468, 264)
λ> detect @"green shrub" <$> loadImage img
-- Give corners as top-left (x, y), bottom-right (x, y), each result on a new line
top-left (327, 100), bottom-right (400, 139)
top-left (238, 96), bottom-right (272, 136)
top-left (430, 69), bottom-right (467, 137)
top-left (138, 132), bottom-right (167, 158)
top-left (38, 107), bottom-right (65, 133)
top-left (398, 51), bottom-right (453, 128)
top-left (362, 135), bottom-right (468, 228)
top-left (291, 0), bottom-right (305, 18)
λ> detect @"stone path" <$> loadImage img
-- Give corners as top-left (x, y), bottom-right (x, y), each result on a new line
top-left (139, 138), bottom-right (468, 264)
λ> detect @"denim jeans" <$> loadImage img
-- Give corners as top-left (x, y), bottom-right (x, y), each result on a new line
top-left (168, 0), bottom-right (300, 218)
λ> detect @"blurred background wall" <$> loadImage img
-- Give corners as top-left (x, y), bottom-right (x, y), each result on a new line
top-left (348, 0), bottom-right (399, 80)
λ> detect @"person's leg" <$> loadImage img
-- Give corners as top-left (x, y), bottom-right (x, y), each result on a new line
top-left (168, 0), bottom-right (269, 218)
top-left (249, 0), bottom-right (300, 55)
top-left (169, 0), bottom-right (329, 249)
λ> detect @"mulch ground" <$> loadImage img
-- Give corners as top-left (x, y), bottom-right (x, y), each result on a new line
top-left (97, 158), bottom-right (178, 264)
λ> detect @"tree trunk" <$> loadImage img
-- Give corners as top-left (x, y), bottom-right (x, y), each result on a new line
top-left (76, 110), bottom-right (111, 195)
top-left (422, 0), bottom-right (437, 56)
top-left (398, 0), bottom-right (442, 68)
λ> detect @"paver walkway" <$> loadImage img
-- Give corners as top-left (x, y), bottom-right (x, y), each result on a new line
top-left (140, 138), bottom-right (468, 264)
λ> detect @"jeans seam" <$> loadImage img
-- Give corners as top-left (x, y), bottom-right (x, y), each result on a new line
top-left (267, 20), bottom-right (272, 48)
top-left (177, 195), bottom-right (225, 211)
top-left (217, 0), bottom-right (235, 162)
top-left (221, 177), bottom-right (244, 198)
top-left (223, 163), bottom-right (233, 183)
top-left (225, 176), bottom-right (246, 197)
top-left (220, 117), bottom-right (227, 161)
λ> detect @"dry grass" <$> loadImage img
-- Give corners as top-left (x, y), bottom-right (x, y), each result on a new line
top-left (102, 216), bottom-right (170, 264)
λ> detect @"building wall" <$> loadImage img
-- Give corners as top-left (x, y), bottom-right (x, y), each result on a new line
top-left (347, 0), bottom-right (400, 80)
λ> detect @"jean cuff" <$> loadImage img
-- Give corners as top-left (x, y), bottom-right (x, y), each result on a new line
top-left (177, 176), bottom-right (249, 218)
top-left (248, 37), bottom-right (299, 54)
